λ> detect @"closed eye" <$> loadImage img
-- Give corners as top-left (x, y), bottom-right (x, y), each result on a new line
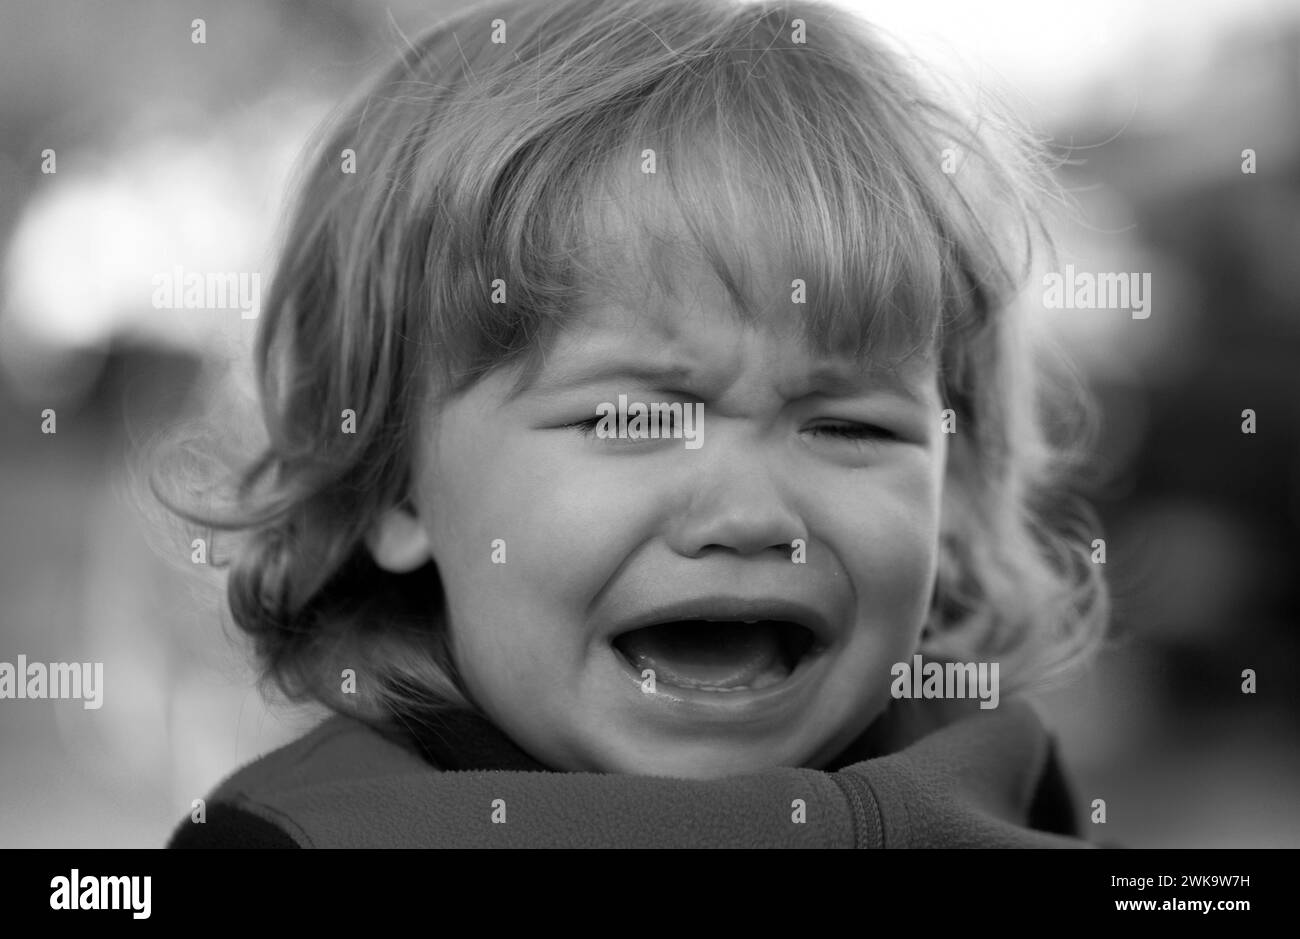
top-left (808, 422), bottom-right (898, 441)
top-left (563, 416), bottom-right (603, 436)
top-left (561, 412), bottom-right (688, 436)
top-left (563, 418), bottom-right (898, 440)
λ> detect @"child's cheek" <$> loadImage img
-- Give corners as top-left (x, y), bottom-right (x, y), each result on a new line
top-left (502, 446), bottom-right (637, 585)
top-left (495, 430), bottom-right (680, 573)
top-left (823, 463), bottom-right (942, 623)
top-left (423, 421), bottom-right (650, 633)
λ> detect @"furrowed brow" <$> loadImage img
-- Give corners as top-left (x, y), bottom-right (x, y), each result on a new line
top-left (803, 362), bottom-right (931, 407)
top-left (515, 360), bottom-right (695, 399)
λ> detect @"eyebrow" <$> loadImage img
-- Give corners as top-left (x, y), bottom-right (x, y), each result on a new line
top-left (517, 356), bottom-right (931, 407)
top-left (518, 361), bottom-right (695, 398)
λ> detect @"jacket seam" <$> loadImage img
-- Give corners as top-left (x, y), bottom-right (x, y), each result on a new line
top-left (829, 771), bottom-right (884, 848)
top-left (226, 794), bottom-right (318, 848)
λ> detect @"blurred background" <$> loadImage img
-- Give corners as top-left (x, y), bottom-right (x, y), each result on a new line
top-left (0, 0), bottom-right (1296, 847)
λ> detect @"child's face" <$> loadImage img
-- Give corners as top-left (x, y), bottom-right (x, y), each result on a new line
top-left (386, 258), bottom-right (947, 778)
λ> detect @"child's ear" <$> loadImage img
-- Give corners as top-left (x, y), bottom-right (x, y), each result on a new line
top-left (365, 500), bottom-right (432, 573)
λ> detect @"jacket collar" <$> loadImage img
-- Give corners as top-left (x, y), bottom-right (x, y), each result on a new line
top-left (404, 710), bottom-right (551, 771)
top-left (401, 696), bottom-right (971, 773)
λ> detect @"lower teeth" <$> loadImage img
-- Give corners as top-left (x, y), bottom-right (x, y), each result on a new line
top-left (615, 620), bottom-right (807, 692)
top-left (643, 663), bottom-right (791, 693)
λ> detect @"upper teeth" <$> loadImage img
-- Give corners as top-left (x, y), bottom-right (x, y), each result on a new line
top-left (743, 619), bottom-right (759, 624)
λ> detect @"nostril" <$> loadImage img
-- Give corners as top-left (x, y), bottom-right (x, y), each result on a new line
top-left (692, 539), bottom-right (803, 560)
top-left (669, 472), bottom-right (806, 559)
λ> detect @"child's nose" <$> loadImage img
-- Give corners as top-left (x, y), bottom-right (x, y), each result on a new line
top-left (664, 453), bottom-right (806, 560)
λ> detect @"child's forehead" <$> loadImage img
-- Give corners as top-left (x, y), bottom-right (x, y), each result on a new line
top-left (572, 263), bottom-right (780, 344)
top-left (509, 143), bottom-right (943, 398)
top-left (573, 186), bottom-right (799, 340)
top-left (564, 235), bottom-right (928, 382)
top-left (529, 281), bottom-right (934, 402)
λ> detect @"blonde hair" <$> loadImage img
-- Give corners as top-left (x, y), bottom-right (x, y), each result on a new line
top-left (155, 0), bottom-right (1108, 730)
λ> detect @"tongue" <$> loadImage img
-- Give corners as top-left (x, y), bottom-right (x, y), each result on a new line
top-left (617, 620), bottom-right (791, 691)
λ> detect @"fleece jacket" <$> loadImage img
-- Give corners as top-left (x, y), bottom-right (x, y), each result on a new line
top-left (167, 695), bottom-right (1088, 848)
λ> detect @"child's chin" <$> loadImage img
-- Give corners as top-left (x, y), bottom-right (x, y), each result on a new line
top-left (582, 736), bottom-right (827, 779)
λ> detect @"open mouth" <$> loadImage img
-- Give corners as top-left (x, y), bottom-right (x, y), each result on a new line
top-left (612, 619), bottom-right (819, 693)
